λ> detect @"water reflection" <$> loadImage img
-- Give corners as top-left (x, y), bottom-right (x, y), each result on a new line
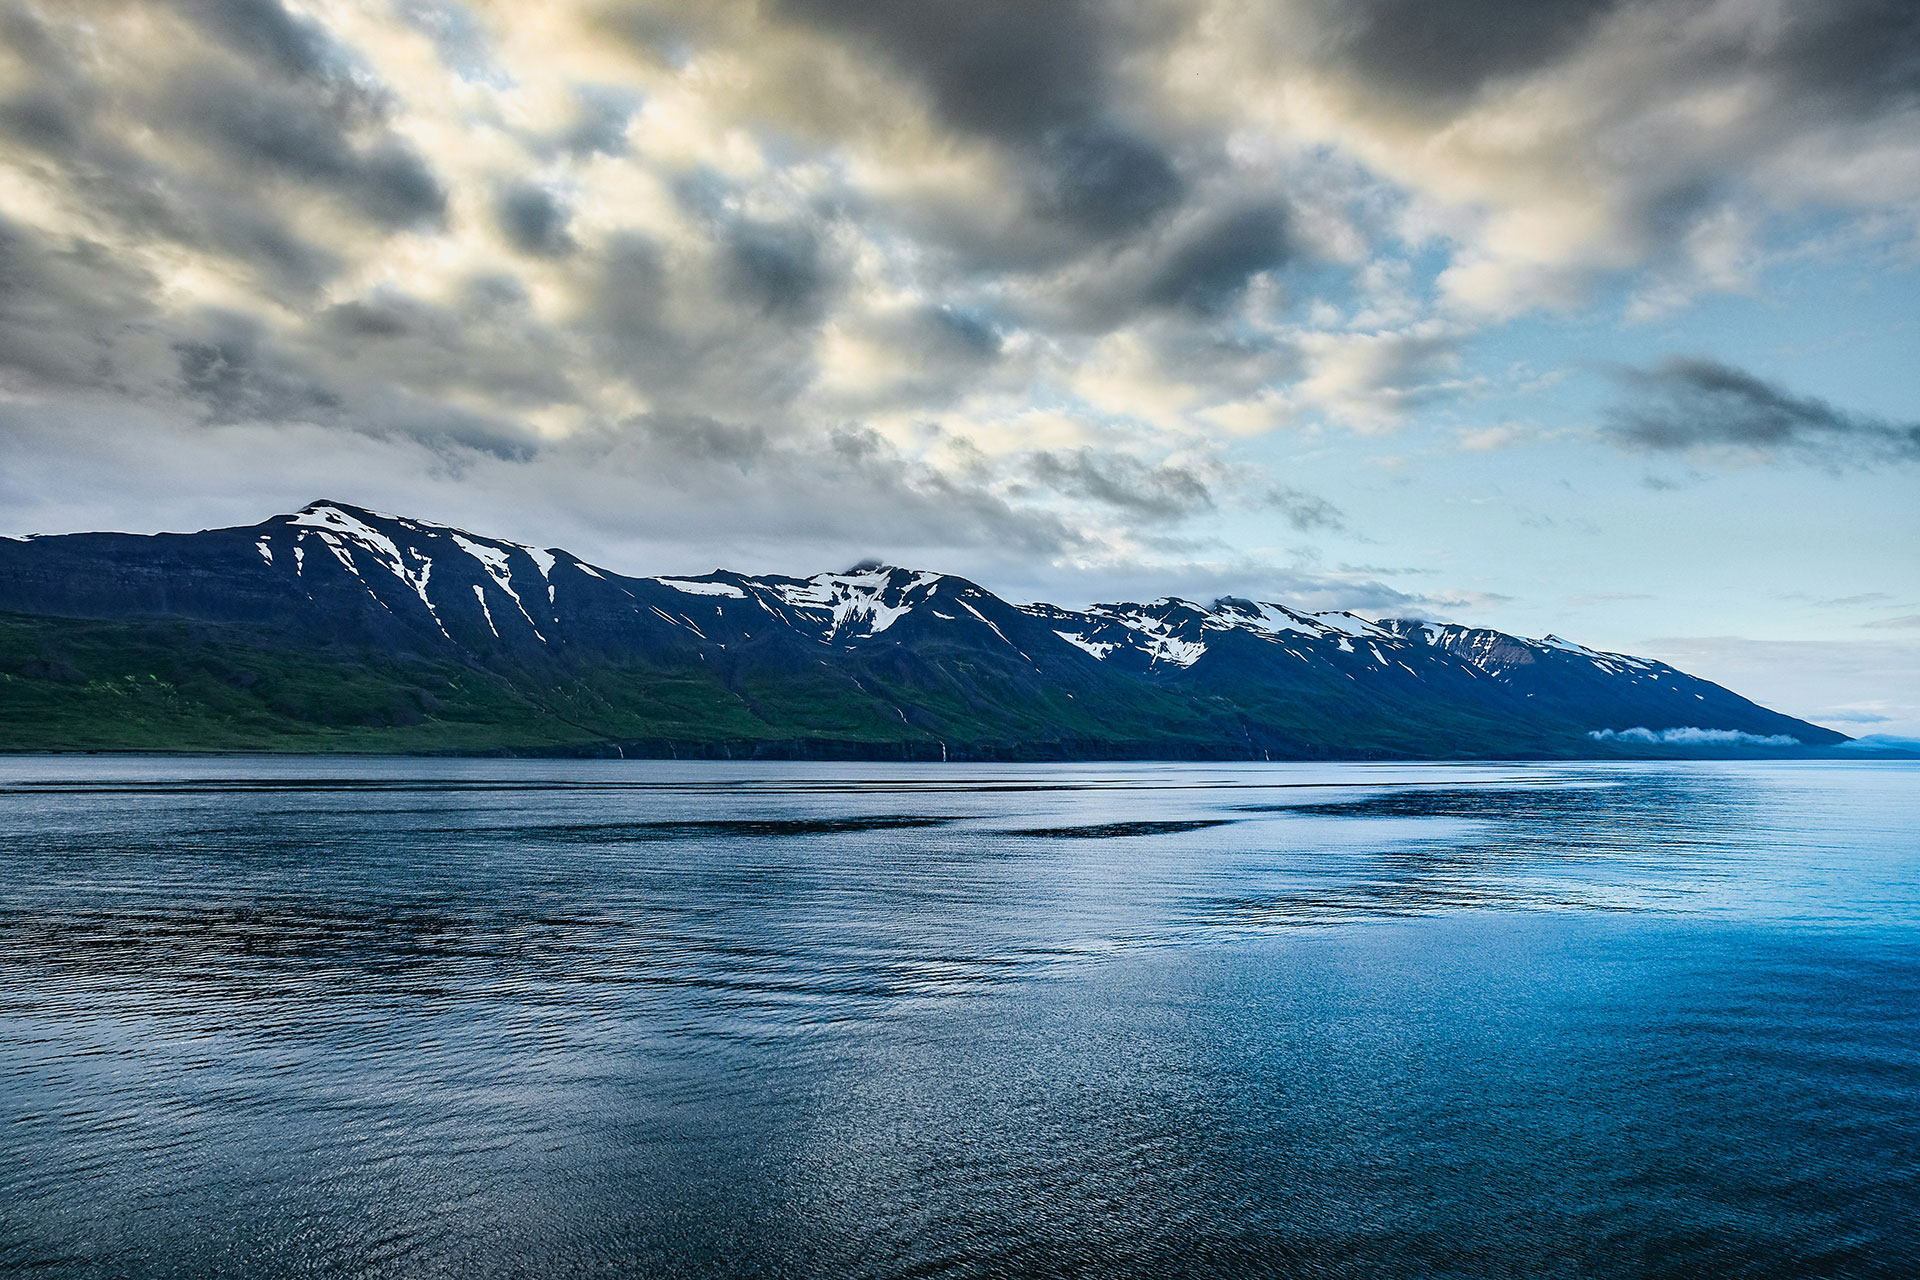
top-left (0, 765), bottom-right (1744, 1007)
top-left (0, 759), bottom-right (1914, 1278)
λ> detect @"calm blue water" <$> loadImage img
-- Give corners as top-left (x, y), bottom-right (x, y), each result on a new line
top-left (0, 758), bottom-right (1914, 1278)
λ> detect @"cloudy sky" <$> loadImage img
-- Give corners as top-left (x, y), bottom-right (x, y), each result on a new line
top-left (1, 0), bottom-right (1916, 732)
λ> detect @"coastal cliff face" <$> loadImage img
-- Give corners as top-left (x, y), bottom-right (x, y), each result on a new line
top-left (0, 502), bottom-right (1843, 757)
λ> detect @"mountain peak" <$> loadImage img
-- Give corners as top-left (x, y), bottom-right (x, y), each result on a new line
top-left (293, 499), bottom-right (392, 522)
top-left (282, 502), bottom-right (557, 561)
top-left (284, 501), bottom-right (436, 545)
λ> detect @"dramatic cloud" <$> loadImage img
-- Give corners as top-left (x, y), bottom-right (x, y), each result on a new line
top-left (1606, 358), bottom-right (1920, 465)
top-left (0, 0), bottom-right (1916, 613)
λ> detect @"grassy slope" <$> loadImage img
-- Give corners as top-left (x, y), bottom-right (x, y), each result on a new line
top-left (0, 611), bottom-right (1693, 759)
top-left (0, 613), bottom-right (594, 752)
top-left (0, 613), bottom-right (1194, 754)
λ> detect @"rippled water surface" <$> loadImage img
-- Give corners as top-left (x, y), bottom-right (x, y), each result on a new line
top-left (1, 758), bottom-right (1915, 1278)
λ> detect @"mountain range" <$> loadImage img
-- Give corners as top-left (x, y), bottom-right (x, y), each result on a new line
top-left (0, 502), bottom-right (1844, 758)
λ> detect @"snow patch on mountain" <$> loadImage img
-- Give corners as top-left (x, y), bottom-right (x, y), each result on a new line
top-left (288, 503), bottom-right (571, 628)
top-left (450, 533), bottom-right (511, 588)
top-left (1054, 630), bottom-right (1117, 660)
top-left (528, 547), bottom-right (557, 601)
top-left (759, 567), bottom-right (943, 639)
top-left (1086, 606), bottom-right (1209, 666)
top-left (404, 560), bottom-right (450, 638)
top-left (471, 585), bottom-right (497, 637)
top-left (657, 578), bottom-right (746, 598)
top-left (1307, 611), bottom-right (1390, 639)
top-left (1393, 621), bottom-right (1659, 680)
top-left (292, 504), bottom-right (406, 566)
top-left (313, 531), bottom-right (360, 575)
top-left (957, 598), bottom-right (1023, 658)
top-left (1058, 596), bottom-right (1416, 668)
top-left (1538, 634), bottom-right (1655, 673)
top-left (1207, 599), bottom-right (1318, 636)
top-left (286, 505), bottom-right (457, 636)
top-left (452, 532), bottom-right (545, 640)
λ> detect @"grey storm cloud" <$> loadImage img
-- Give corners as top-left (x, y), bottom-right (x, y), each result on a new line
top-left (638, 412), bottom-right (772, 467)
top-left (164, 69), bottom-right (445, 230)
top-left (1762, 0), bottom-right (1920, 117)
top-left (1031, 125), bottom-right (1184, 239)
top-left (1261, 486), bottom-right (1344, 534)
top-left (779, 0), bottom-right (1183, 241)
top-left (311, 282), bottom-right (577, 408)
top-left (1028, 449), bottom-right (1217, 521)
top-left (494, 183), bottom-right (575, 257)
top-left (173, 319), bottom-right (341, 424)
top-left (582, 231), bottom-right (826, 416)
top-left (1325, 0), bottom-right (1920, 118)
top-left (1144, 204), bottom-right (1295, 316)
top-left (162, 307), bottom-right (548, 460)
top-left (1023, 449), bottom-right (1341, 532)
top-left (779, 0), bottom-right (1108, 142)
top-left (1606, 358), bottom-right (1920, 467)
top-left (0, 215), bottom-right (157, 391)
top-left (1032, 201), bottom-right (1305, 336)
top-left (723, 221), bottom-right (829, 321)
top-left (176, 0), bottom-right (347, 85)
top-left (0, 61), bottom-right (342, 296)
top-left (165, 0), bottom-right (445, 230)
top-left (1328, 0), bottom-right (1621, 104)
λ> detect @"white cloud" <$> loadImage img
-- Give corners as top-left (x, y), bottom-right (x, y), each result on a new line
top-left (1588, 726), bottom-right (1801, 746)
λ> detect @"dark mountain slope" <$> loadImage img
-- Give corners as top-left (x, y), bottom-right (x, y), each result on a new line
top-left (0, 502), bottom-right (1845, 757)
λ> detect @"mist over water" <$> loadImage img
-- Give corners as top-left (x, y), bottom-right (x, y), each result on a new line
top-left (1, 759), bottom-right (1915, 1278)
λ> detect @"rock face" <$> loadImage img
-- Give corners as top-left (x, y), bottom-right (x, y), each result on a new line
top-left (0, 501), bottom-right (1845, 757)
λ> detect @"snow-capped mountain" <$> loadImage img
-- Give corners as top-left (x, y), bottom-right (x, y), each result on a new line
top-left (0, 502), bottom-right (1845, 757)
top-left (1031, 596), bottom-right (1421, 671)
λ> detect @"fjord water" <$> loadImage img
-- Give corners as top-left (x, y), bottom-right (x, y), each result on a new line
top-left (0, 760), bottom-right (1914, 1278)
